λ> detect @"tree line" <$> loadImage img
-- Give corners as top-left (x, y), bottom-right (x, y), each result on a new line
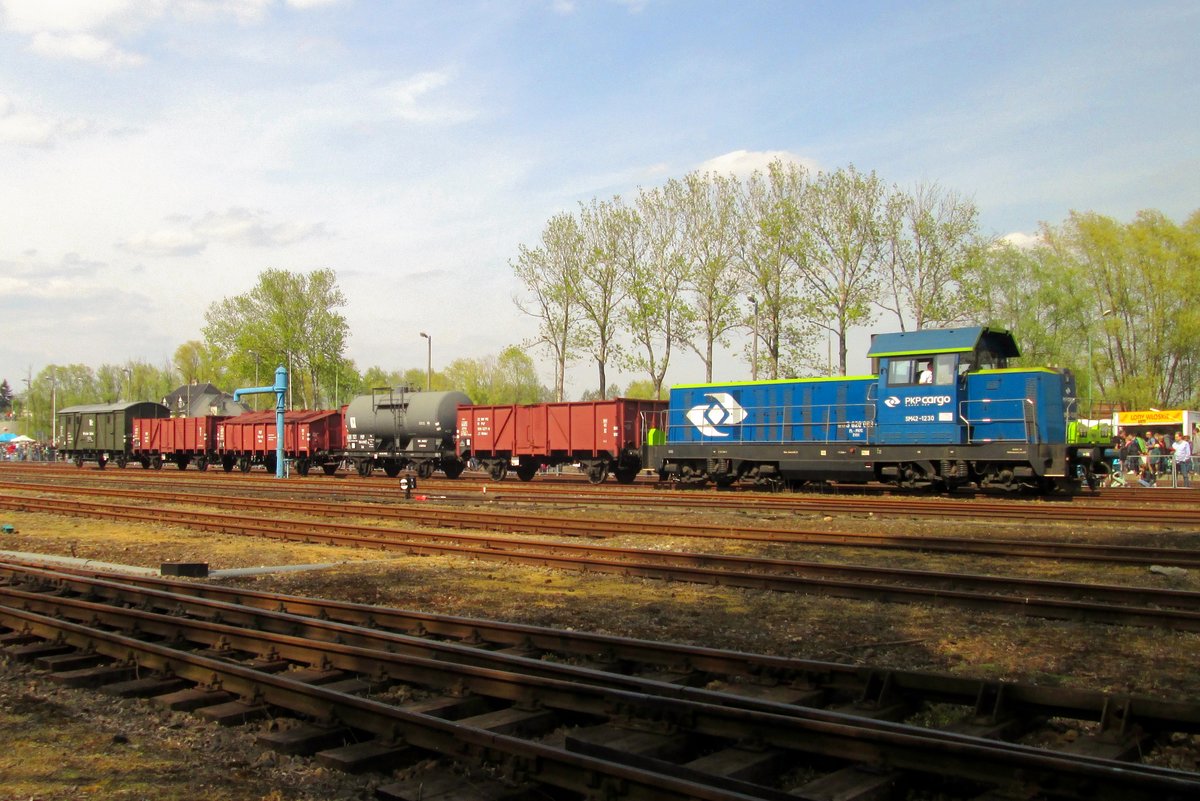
top-left (513, 159), bottom-right (1200, 411)
top-left (6, 164), bottom-right (1197, 442)
top-left (513, 160), bottom-right (985, 400)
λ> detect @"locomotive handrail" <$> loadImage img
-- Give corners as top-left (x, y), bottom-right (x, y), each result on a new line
top-left (959, 396), bottom-right (1037, 444)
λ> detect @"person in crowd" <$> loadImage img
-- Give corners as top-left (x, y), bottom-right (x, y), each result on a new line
top-left (1172, 431), bottom-right (1192, 488)
top-left (1145, 431), bottom-right (1163, 482)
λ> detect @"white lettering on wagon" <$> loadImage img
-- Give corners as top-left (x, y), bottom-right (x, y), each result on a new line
top-left (904, 394), bottom-right (952, 407)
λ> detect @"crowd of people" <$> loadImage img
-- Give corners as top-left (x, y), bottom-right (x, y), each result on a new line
top-left (1110, 427), bottom-right (1193, 488)
top-left (2, 441), bottom-right (54, 461)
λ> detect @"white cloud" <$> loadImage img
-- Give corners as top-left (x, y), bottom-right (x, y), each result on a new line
top-left (383, 70), bottom-right (478, 124)
top-left (30, 31), bottom-right (146, 66)
top-left (0, 0), bottom-right (148, 34)
top-left (0, 91), bottom-right (90, 146)
top-left (1000, 231), bottom-right (1042, 249)
top-left (117, 208), bottom-right (328, 257)
top-left (697, 149), bottom-right (820, 178)
top-left (285, 0), bottom-right (342, 9)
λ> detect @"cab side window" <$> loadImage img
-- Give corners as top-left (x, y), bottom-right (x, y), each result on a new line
top-left (888, 359), bottom-right (915, 386)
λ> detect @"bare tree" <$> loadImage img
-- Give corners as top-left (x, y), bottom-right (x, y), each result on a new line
top-left (881, 181), bottom-right (983, 330)
top-left (577, 198), bottom-right (632, 399)
top-left (512, 213), bottom-right (585, 402)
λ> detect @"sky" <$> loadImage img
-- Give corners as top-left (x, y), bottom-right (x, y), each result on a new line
top-left (1, 0), bottom-right (1197, 396)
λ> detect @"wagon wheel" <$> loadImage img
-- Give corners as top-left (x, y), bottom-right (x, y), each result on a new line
top-left (295, 459), bottom-right (310, 477)
top-left (321, 464), bottom-right (338, 476)
top-left (416, 461), bottom-right (434, 479)
top-left (176, 457), bottom-right (190, 470)
top-left (586, 462), bottom-right (609, 484)
top-left (196, 458), bottom-right (208, 472)
top-left (97, 455), bottom-right (107, 471)
top-left (74, 455), bottom-right (84, 469)
top-left (487, 462), bottom-right (508, 482)
top-left (356, 460), bottom-right (374, 478)
top-left (441, 461), bottom-right (465, 479)
top-left (238, 457), bottom-right (251, 473)
top-left (613, 467), bottom-right (638, 485)
top-left (115, 455), bottom-right (128, 469)
top-left (383, 463), bottom-right (401, 478)
top-left (221, 456), bottom-right (234, 473)
top-left (515, 463), bottom-right (538, 482)
top-left (152, 456), bottom-right (163, 470)
top-left (139, 457), bottom-right (150, 469)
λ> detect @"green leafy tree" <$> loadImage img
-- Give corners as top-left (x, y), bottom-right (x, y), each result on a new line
top-left (203, 268), bottom-right (349, 409)
top-left (0, 379), bottom-right (12, 417)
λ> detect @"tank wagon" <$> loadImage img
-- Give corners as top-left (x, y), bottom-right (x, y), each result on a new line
top-left (343, 389), bottom-right (468, 478)
top-left (643, 326), bottom-right (1107, 492)
top-left (456, 398), bottom-right (667, 483)
top-left (58, 401), bottom-right (171, 469)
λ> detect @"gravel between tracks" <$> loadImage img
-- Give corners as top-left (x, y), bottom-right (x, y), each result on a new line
top-left (1, 498), bottom-right (1198, 800)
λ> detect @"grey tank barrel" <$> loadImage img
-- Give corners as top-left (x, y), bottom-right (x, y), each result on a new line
top-left (345, 390), bottom-right (468, 444)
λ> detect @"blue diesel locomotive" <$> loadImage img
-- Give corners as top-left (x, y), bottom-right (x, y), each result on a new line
top-left (643, 326), bottom-right (1106, 492)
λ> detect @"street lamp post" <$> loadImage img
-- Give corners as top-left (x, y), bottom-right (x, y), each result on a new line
top-left (420, 332), bottom-right (432, 391)
top-left (747, 297), bottom-right (759, 381)
top-left (50, 371), bottom-right (57, 449)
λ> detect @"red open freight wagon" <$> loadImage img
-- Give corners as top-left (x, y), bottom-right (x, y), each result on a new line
top-left (217, 409), bottom-right (346, 475)
top-left (132, 415), bottom-right (226, 470)
top-left (456, 398), bottom-right (666, 483)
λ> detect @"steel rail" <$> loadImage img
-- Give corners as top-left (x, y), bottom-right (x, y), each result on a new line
top-left (4, 478), bottom-right (1200, 568)
top-left (5, 559), bottom-right (1199, 736)
top-left (2, 494), bottom-right (1200, 632)
top-left (2, 583), bottom-right (1197, 799)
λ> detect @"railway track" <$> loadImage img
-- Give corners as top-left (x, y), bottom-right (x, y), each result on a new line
top-left (5, 462), bottom-right (1199, 523)
top-left (3, 489), bottom-right (1200, 631)
top-left (4, 477), bottom-right (1200, 569)
top-left (2, 562), bottom-right (1197, 800)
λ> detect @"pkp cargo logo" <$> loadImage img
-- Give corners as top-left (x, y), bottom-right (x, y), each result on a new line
top-left (883, 396), bottom-right (901, 408)
top-left (686, 392), bottom-right (748, 437)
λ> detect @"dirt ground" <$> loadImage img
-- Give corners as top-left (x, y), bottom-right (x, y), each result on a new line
top-left (1, 503), bottom-right (1198, 800)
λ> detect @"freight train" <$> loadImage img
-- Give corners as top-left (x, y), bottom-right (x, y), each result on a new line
top-left (55, 326), bottom-right (1108, 492)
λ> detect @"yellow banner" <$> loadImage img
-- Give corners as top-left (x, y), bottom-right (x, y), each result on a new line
top-left (1117, 410), bottom-right (1186, 426)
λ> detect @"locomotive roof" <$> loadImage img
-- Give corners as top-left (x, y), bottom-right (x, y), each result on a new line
top-left (866, 326), bottom-right (1020, 358)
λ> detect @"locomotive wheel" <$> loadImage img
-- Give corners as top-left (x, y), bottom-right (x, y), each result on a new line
top-left (441, 461), bottom-right (465, 479)
top-left (416, 461), bottom-right (434, 479)
top-left (295, 459), bottom-right (310, 477)
top-left (196, 459), bottom-right (208, 472)
top-left (383, 463), bottom-right (401, 478)
top-left (586, 463), bottom-right (609, 484)
top-left (515, 463), bottom-right (538, 482)
top-left (487, 462), bottom-right (508, 482)
top-left (321, 464), bottom-right (338, 476)
top-left (614, 467), bottom-right (638, 485)
top-left (238, 457), bottom-right (251, 473)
